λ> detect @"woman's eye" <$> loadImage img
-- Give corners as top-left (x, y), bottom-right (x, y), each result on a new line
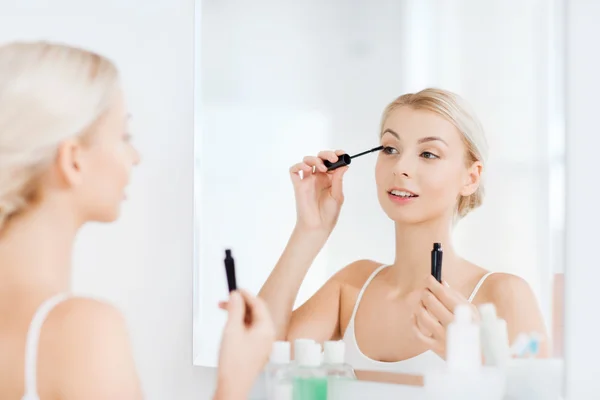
top-left (383, 146), bottom-right (398, 155)
top-left (421, 151), bottom-right (439, 159)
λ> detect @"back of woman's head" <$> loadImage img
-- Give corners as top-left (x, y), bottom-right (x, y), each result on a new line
top-left (0, 41), bottom-right (119, 230)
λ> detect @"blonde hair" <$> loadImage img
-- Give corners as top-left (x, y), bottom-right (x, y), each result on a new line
top-left (380, 88), bottom-right (488, 219)
top-left (0, 41), bottom-right (119, 231)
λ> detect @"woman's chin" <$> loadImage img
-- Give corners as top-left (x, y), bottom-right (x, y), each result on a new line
top-left (90, 203), bottom-right (123, 224)
top-left (389, 214), bottom-right (427, 225)
top-left (383, 207), bottom-right (432, 225)
top-left (386, 209), bottom-right (453, 226)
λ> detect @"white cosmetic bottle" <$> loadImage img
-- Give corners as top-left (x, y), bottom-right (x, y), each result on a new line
top-left (446, 304), bottom-right (481, 371)
top-left (293, 339), bottom-right (316, 365)
top-left (265, 341), bottom-right (293, 400)
top-left (323, 341), bottom-right (356, 400)
top-left (424, 304), bottom-right (506, 400)
top-left (479, 303), bottom-right (510, 367)
top-left (323, 341), bottom-right (355, 379)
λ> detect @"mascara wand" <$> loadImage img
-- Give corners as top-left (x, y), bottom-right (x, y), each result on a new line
top-left (324, 145), bottom-right (384, 171)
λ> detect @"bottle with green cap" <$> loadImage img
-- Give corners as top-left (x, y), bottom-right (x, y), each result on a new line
top-left (292, 342), bottom-right (327, 400)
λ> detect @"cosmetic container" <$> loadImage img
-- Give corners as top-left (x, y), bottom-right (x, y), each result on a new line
top-left (293, 343), bottom-right (327, 400)
top-left (265, 341), bottom-right (293, 400)
top-left (323, 341), bottom-right (355, 379)
top-left (479, 303), bottom-right (510, 367)
top-left (424, 305), bottom-right (506, 399)
top-left (293, 339), bottom-right (316, 365)
top-left (322, 341), bottom-right (356, 399)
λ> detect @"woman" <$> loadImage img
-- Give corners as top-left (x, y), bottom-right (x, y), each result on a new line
top-left (259, 88), bottom-right (549, 373)
top-left (0, 41), bottom-right (274, 400)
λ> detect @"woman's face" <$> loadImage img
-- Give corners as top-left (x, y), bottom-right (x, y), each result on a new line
top-left (70, 88), bottom-right (141, 223)
top-left (375, 106), bottom-right (481, 225)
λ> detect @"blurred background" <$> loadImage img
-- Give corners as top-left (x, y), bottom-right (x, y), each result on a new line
top-left (196, 0), bottom-right (565, 367)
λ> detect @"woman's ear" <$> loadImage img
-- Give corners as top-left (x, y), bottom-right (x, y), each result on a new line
top-left (54, 138), bottom-right (85, 188)
top-left (460, 160), bottom-right (482, 196)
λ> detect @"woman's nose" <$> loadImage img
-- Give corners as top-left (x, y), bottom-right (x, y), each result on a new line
top-left (132, 147), bottom-right (142, 165)
top-left (392, 154), bottom-right (415, 178)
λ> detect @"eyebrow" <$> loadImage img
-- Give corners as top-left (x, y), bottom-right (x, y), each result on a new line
top-left (381, 128), bottom-right (448, 146)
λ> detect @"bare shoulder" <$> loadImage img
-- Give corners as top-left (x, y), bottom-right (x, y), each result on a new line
top-left (474, 272), bottom-right (542, 325)
top-left (475, 272), bottom-right (549, 354)
top-left (51, 296), bottom-right (125, 325)
top-left (48, 297), bottom-right (130, 346)
top-left (335, 260), bottom-right (386, 337)
top-left (477, 272), bottom-right (536, 304)
top-left (45, 297), bottom-right (142, 399)
top-left (331, 259), bottom-right (385, 290)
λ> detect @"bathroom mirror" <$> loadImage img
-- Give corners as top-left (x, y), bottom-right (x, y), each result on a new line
top-left (193, 0), bottom-right (566, 378)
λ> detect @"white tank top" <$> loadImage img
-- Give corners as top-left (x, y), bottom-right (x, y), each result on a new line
top-left (342, 265), bottom-right (495, 374)
top-left (21, 293), bottom-right (70, 400)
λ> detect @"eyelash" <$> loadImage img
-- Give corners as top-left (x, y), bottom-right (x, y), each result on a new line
top-left (382, 146), bottom-right (440, 159)
top-left (382, 146), bottom-right (397, 155)
top-left (421, 151), bottom-right (439, 159)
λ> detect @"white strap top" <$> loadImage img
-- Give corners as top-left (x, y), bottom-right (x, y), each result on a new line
top-left (468, 271), bottom-right (496, 302)
top-left (21, 293), bottom-right (70, 400)
top-left (342, 265), bottom-right (496, 374)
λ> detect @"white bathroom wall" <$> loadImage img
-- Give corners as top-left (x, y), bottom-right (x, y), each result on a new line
top-left (0, 2), bottom-right (217, 399)
top-left (564, 0), bottom-right (600, 397)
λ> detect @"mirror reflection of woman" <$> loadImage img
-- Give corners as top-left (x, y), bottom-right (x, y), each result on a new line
top-left (259, 88), bottom-right (549, 373)
top-left (0, 41), bottom-right (273, 400)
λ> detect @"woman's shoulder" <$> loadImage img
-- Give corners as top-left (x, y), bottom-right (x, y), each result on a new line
top-left (48, 296), bottom-right (128, 336)
top-left (43, 297), bottom-right (141, 398)
top-left (44, 296), bottom-right (132, 366)
top-left (470, 269), bottom-right (548, 354)
top-left (473, 270), bottom-right (537, 307)
top-left (331, 259), bottom-right (387, 291)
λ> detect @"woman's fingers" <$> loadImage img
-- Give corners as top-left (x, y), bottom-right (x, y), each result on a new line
top-left (415, 312), bottom-right (433, 337)
top-left (415, 304), bottom-right (444, 339)
top-left (289, 150), bottom-right (349, 178)
top-left (237, 289), bottom-right (272, 326)
top-left (223, 291), bottom-right (245, 329)
top-left (303, 155), bottom-right (327, 172)
top-left (289, 162), bottom-right (313, 175)
top-left (317, 150), bottom-right (340, 164)
top-left (421, 290), bottom-right (454, 327)
top-left (413, 320), bottom-right (437, 347)
top-left (426, 275), bottom-right (464, 313)
top-left (330, 166), bottom-right (348, 202)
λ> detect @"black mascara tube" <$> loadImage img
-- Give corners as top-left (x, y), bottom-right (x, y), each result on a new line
top-left (431, 243), bottom-right (443, 283)
top-left (323, 146), bottom-right (384, 171)
top-left (224, 249), bottom-right (237, 292)
top-left (224, 249), bottom-right (251, 323)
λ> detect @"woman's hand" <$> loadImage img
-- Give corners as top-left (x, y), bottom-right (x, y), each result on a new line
top-left (289, 150), bottom-right (349, 234)
top-left (412, 276), bottom-right (479, 359)
top-left (214, 290), bottom-right (275, 400)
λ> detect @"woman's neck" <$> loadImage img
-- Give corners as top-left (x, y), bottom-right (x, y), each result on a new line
top-left (390, 217), bottom-right (459, 292)
top-left (0, 200), bottom-right (81, 295)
